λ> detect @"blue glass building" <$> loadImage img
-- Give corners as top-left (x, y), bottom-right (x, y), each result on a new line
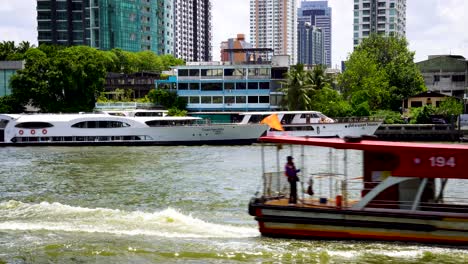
top-left (297, 0), bottom-right (332, 67)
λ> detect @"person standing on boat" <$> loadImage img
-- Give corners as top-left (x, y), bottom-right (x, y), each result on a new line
top-left (285, 156), bottom-right (300, 204)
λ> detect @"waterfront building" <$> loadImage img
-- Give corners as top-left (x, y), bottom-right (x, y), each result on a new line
top-left (403, 91), bottom-right (450, 112)
top-left (0, 61), bottom-right (25, 97)
top-left (249, 0), bottom-right (297, 64)
top-left (297, 19), bottom-right (325, 66)
top-left (417, 55), bottom-right (468, 99)
top-left (174, 0), bottom-right (212, 62)
top-left (104, 71), bottom-right (161, 99)
top-left (157, 56), bottom-right (290, 112)
top-left (36, 0), bottom-right (174, 54)
top-left (353, 0), bottom-right (406, 47)
top-left (220, 34), bottom-right (253, 64)
top-left (297, 0), bottom-right (331, 67)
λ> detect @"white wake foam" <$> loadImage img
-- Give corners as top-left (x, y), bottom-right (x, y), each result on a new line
top-left (0, 200), bottom-right (259, 238)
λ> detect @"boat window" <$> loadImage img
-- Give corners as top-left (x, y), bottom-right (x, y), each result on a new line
top-left (248, 114), bottom-right (267, 123)
top-left (134, 112), bottom-right (164, 117)
top-left (0, 120), bottom-right (9, 129)
top-left (15, 122), bottom-right (54, 129)
top-left (107, 112), bottom-right (126, 116)
top-left (71, 121), bottom-right (131, 128)
top-left (145, 120), bottom-right (194, 127)
top-left (282, 114), bottom-right (294, 124)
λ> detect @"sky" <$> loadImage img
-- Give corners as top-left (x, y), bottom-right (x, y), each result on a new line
top-left (1, 0), bottom-right (467, 69)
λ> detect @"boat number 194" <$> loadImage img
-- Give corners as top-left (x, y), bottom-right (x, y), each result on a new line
top-left (429, 157), bottom-right (456, 167)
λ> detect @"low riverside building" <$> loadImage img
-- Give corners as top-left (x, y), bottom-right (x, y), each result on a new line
top-left (156, 55), bottom-right (290, 112)
top-left (0, 61), bottom-right (24, 97)
top-left (403, 91), bottom-right (450, 111)
top-left (104, 72), bottom-right (160, 99)
top-left (417, 55), bottom-right (468, 98)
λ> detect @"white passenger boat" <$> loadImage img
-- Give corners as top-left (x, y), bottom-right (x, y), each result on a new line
top-left (239, 111), bottom-right (382, 138)
top-left (0, 113), bottom-right (268, 146)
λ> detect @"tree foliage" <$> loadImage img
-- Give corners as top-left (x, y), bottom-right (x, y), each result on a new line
top-left (0, 95), bottom-right (24, 113)
top-left (2, 43), bottom-right (185, 113)
top-left (280, 64), bottom-right (313, 110)
top-left (339, 35), bottom-right (426, 111)
top-left (10, 46), bottom-right (109, 112)
top-left (147, 89), bottom-right (187, 110)
top-left (0, 41), bottom-right (34, 60)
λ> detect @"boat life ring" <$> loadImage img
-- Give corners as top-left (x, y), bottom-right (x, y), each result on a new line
top-left (31, 129), bottom-right (36, 135)
top-left (19, 130), bottom-right (24, 135)
top-left (42, 129), bottom-right (47, 135)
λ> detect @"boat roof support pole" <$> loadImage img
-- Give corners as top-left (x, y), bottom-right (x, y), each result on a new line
top-left (329, 148), bottom-right (333, 199)
top-left (301, 144), bottom-right (305, 202)
top-left (411, 178), bottom-right (428, 211)
top-left (261, 143), bottom-right (266, 196)
top-left (344, 149), bottom-right (348, 207)
top-left (276, 145), bottom-right (281, 195)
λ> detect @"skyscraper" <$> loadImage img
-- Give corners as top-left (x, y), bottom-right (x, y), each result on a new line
top-left (297, 19), bottom-right (325, 66)
top-left (37, 0), bottom-right (88, 46)
top-left (37, 0), bottom-right (174, 55)
top-left (297, 0), bottom-right (332, 68)
top-left (249, 0), bottom-right (297, 64)
top-left (174, 0), bottom-right (212, 62)
top-left (353, 0), bottom-right (406, 47)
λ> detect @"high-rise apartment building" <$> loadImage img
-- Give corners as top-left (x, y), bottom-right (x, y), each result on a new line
top-left (297, 0), bottom-right (331, 67)
top-left (37, 0), bottom-right (174, 55)
top-left (353, 0), bottom-right (406, 47)
top-left (37, 0), bottom-right (88, 45)
top-left (249, 0), bottom-right (297, 64)
top-left (297, 19), bottom-right (325, 66)
top-left (173, 0), bottom-right (212, 62)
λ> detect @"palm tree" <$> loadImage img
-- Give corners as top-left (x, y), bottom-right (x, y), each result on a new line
top-left (0, 41), bottom-right (16, 60)
top-left (280, 64), bottom-right (314, 110)
top-left (17, 41), bottom-right (33, 54)
top-left (310, 64), bottom-right (328, 90)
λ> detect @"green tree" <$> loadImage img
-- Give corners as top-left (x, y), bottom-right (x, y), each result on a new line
top-left (339, 49), bottom-right (391, 111)
top-left (308, 87), bottom-right (352, 117)
top-left (147, 89), bottom-right (187, 110)
top-left (280, 64), bottom-right (313, 110)
top-left (10, 48), bottom-right (52, 108)
top-left (11, 46), bottom-right (108, 112)
top-left (435, 97), bottom-right (463, 117)
top-left (310, 64), bottom-right (329, 90)
top-left (0, 95), bottom-right (25, 113)
top-left (339, 34), bottom-right (425, 111)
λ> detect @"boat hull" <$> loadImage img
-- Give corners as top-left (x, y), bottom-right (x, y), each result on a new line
top-left (249, 199), bottom-right (468, 245)
top-left (0, 138), bottom-right (259, 147)
top-left (268, 121), bottom-right (381, 138)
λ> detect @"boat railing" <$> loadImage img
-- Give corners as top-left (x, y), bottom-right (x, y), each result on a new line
top-left (333, 116), bottom-right (384, 123)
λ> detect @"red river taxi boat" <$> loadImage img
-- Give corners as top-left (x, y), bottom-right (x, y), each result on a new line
top-left (248, 135), bottom-right (468, 244)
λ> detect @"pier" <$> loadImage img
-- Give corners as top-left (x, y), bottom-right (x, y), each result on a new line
top-left (374, 124), bottom-right (462, 141)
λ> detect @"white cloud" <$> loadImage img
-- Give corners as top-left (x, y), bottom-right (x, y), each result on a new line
top-left (0, 0), bottom-right (467, 67)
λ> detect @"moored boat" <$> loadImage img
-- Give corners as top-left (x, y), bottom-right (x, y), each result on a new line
top-left (249, 135), bottom-right (468, 244)
top-left (239, 111), bottom-right (382, 138)
top-left (0, 113), bottom-right (268, 146)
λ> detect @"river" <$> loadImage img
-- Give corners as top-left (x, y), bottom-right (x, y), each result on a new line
top-left (0, 145), bottom-right (467, 263)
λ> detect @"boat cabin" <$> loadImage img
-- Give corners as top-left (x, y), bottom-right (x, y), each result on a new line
top-left (256, 136), bottom-right (468, 212)
top-left (249, 136), bottom-right (468, 243)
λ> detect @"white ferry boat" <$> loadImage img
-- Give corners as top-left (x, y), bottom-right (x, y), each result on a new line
top-left (239, 111), bottom-right (382, 138)
top-left (0, 112), bottom-right (268, 146)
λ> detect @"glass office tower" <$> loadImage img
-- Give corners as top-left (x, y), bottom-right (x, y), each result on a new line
top-left (37, 0), bottom-right (174, 54)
